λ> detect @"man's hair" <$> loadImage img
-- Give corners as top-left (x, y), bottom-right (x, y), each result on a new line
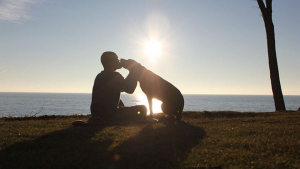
top-left (101, 51), bottom-right (118, 68)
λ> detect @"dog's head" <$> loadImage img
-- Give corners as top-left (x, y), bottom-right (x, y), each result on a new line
top-left (120, 59), bottom-right (141, 71)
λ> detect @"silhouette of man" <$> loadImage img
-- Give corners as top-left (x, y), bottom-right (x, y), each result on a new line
top-left (89, 51), bottom-right (147, 123)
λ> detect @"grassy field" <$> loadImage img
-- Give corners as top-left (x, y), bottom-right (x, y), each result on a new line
top-left (0, 111), bottom-right (299, 169)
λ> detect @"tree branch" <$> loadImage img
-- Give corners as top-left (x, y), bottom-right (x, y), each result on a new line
top-left (257, 0), bottom-right (266, 15)
top-left (266, 0), bottom-right (272, 10)
top-left (266, 0), bottom-right (273, 17)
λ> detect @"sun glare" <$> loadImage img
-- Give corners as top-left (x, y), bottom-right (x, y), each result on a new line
top-left (144, 39), bottom-right (162, 59)
top-left (137, 93), bottom-right (162, 114)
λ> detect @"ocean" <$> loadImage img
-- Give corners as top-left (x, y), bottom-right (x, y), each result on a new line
top-left (0, 92), bottom-right (299, 117)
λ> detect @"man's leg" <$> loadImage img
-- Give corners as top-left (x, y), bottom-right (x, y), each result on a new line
top-left (115, 105), bottom-right (147, 121)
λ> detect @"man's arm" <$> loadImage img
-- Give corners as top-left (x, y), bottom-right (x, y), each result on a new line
top-left (120, 71), bottom-right (138, 94)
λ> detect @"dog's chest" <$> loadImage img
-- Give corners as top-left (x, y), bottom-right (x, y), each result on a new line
top-left (139, 74), bottom-right (166, 95)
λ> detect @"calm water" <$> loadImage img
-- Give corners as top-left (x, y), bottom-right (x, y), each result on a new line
top-left (0, 92), bottom-right (299, 117)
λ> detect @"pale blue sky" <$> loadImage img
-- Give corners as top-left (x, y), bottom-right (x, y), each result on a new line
top-left (0, 0), bottom-right (299, 95)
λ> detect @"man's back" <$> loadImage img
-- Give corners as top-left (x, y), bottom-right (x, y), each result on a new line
top-left (90, 70), bottom-right (123, 118)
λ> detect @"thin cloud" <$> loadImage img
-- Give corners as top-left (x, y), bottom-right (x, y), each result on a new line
top-left (0, 0), bottom-right (39, 23)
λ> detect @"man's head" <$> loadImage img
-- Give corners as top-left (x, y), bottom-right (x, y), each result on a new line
top-left (101, 51), bottom-right (122, 70)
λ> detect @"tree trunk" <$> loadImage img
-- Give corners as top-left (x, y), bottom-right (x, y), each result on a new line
top-left (257, 0), bottom-right (286, 111)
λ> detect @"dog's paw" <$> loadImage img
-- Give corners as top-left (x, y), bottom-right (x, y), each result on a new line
top-left (147, 117), bottom-right (159, 123)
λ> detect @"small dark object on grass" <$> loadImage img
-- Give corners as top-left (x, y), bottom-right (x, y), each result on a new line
top-left (72, 120), bottom-right (88, 126)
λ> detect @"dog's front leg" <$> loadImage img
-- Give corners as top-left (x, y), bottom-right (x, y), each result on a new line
top-left (146, 95), bottom-right (153, 118)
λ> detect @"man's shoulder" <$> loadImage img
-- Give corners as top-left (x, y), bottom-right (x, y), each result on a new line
top-left (98, 70), bottom-right (123, 79)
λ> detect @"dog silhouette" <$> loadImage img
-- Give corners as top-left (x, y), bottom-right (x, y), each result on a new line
top-left (121, 59), bottom-right (184, 120)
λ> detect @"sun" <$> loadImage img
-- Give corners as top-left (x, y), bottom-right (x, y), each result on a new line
top-left (144, 38), bottom-right (162, 59)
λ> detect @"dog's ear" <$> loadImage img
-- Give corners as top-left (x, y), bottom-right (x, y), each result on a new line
top-left (129, 59), bottom-right (143, 68)
top-left (128, 59), bottom-right (138, 64)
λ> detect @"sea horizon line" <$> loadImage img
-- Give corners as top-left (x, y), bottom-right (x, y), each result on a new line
top-left (1, 92), bottom-right (300, 96)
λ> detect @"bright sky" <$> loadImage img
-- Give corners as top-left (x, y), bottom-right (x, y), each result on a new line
top-left (0, 0), bottom-right (299, 95)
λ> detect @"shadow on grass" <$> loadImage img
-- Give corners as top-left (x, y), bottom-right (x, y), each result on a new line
top-left (0, 121), bottom-right (205, 169)
top-left (0, 125), bottom-right (108, 169)
top-left (107, 121), bottom-right (206, 169)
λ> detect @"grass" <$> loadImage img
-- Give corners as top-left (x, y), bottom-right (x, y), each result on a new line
top-left (0, 111), bottom-right (299, 169)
